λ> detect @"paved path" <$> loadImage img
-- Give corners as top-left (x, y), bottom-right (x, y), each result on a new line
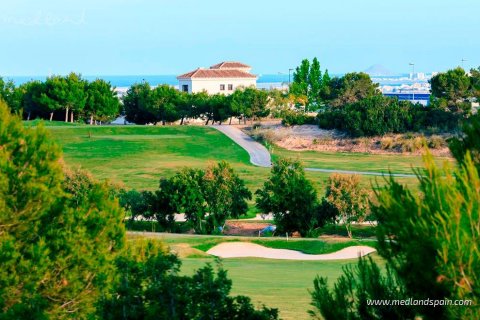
top-left (210, 125), bottom-right (418, 178)
top-left (210, 125), bottom-right (271, 167)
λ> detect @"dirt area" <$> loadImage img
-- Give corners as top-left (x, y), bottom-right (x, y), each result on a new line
top-left (224, 221), bottom-right (272, 236)
top-left (246, 123), bottom-right (453, 157)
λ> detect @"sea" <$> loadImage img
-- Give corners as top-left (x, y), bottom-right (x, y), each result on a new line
top-left (6, 74), bottom-right (291, 89)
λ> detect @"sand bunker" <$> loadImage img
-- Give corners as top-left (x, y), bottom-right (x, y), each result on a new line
top-left (206, 242), bottom-right (376, 260)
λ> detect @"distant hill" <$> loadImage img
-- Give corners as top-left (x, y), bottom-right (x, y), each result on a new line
top-left (364, 64), bottom-right (394, 76)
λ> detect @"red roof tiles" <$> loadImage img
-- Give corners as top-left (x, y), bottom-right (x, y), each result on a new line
top-left (210, 61), bottom-right (251, 69)
top-left (177, 68), bottom-right (256, 79)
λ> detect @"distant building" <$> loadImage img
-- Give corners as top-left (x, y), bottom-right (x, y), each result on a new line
top-left (177, 61), bottom-right (257, 95)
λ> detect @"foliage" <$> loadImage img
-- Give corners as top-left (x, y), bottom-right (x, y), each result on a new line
top-left (310, 256), bottom-right (412, 320)
top-left (119, 189), bottom-right (155, 222)
top-left (0, 101), bottom-right (125, 319)
top-left (155, 162), bottom-right (251, 234)
top-left (323, 174), bottom-right (371, 238)
top-left (325, 72), bottom-right (381, 108)
top-left (449, 114), bottom-right (480, 170)
top-left (311, 114), bottom-right (480, 319)
top-left (85, 79), bottom-right (121, 123)
top-left (203, 161), bottom-right (252, 229)
top-left (280, 109), bottom-right (317, 126)
top-left (0, 77), bottom-right (20, 112)
top-left (255, 158), bottom-right (324, 236)
top-left (39, 72), bottom-right (88, 122)
top-left (290, 57), bottom-right (329, 110)
top-left (318, 95), bottom-right (460, 137)
top-left (99, 241), bottom-right (279, 320)
top-left (373, 153), bottom-right (480, 319)
top-left (430, 67), bottom-right (471, 114)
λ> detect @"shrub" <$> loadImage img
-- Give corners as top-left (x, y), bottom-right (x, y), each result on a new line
top-left (380, 136), bottom-right (395, 150)
top-left (428, 135), bottom-right (446, 149)
top-left (281, 110), bottom-right (316, 126)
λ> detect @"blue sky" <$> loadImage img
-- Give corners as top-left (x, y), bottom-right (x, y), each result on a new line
top-left (0, 0), bottom-right (478, 76)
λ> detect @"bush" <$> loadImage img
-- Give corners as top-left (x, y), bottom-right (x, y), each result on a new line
top-left (380, 136), bottom-right (395, 150)
top-left (99, 241), bottom-right (279, 320)
top-left (428, 135), bottom-right (446, 149)
top-left (318, 96), bottom-right (460, 137)
top-left (281, 110), bottom-right (316, 126)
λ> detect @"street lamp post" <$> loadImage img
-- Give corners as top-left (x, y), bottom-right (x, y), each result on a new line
top-left (288, 68), bottom-right (293, 85)
top-left (409, 63), bottom-right (415, 102)
top-left (461, 58), bottom-right (467, 69)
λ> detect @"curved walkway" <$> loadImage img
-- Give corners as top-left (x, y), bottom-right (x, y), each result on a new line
top-left (210, 125), bottom-right (271, 167)
top-left (207, 242), bottom-right (376, 260)
top-left (210, 125), bottom-right (417, 178)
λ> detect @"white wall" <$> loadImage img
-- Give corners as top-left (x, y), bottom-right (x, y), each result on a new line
top-left (178, 79), bottom-right (193, 93)
top-left (189, 78), bottom-right (257, 95)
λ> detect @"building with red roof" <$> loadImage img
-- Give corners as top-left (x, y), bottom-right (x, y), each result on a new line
top-left (177, 61), bottom-right (257, 94)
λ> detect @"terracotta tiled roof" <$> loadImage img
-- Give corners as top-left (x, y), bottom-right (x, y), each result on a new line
top-left (210, 61), bottom-right (251, 69)
top-left (177, 68), bottom-right (256, 79)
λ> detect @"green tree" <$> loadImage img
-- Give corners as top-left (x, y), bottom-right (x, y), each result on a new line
top-left (308, 57), bottom-right (323, 107)
top-left (151, 84), bottom-right (180, 125)
top-left (17, 80), bottom-right (45, 120)
top-left (310, 256), bottom-right (412, 320)
top-left (123, 82), bottom-right (156, 124)
top-left (0, 77), bottom-right (20, 112)
top-left (291, 58), bottom-right (329, 110)
top-left (255, 158), bottom-right (320, 236)
top-left (430, 67), bottom-right (471, 114)
top-left (85, 79), bottom-right (120, 124)
top-left (326, 72), bottom-right (380, 108)
top-left (323, 174), bottom-right (371, 238)
top-left (40, 73), bottom-right (87, 122)
top-left (159, 168), bottom-right (208, 233)
top-left (0, 101), bottom-right (125, 319)
top-left (99, 241), bottom-right (279, 320)
top-left (470, 67), bottom-right (480, 100)
top-left (156, 163), bottom-right (251, 234)
top-left (311, 151), bottom-right (480, 319)
top-left (449, 114), bottom-right (480, 170)
top-left (291, 59), bottom-right (310, 98)
top-left (203, 161), bottom-right (252, 232)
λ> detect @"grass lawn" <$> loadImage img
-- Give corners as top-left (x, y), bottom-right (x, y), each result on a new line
top-left (272, 145), bottom-right (454, 175)
top-left (128, 232), bottom-right (382, 320)
top-left (181, 257), bottom-right (359, 320)
top-left (39, 124), bottom-right (422, 193)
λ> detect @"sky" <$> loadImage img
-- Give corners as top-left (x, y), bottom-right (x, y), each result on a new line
top-left (0, 0), bottom-right (478, 76)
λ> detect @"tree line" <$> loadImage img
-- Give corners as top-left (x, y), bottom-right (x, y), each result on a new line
top-left (289, 58), bottom-right (480, 136)
top-left (0, 72), bottom-right (120, 123)
top-left (121, 158), bottom-right (371, 238)
top-left (123, 83), bottom-right (270, 125)
top-left (1, 74), bottom-right (273, 126)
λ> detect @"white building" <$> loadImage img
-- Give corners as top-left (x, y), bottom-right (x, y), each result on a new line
top-left (177, 61), bottom-right (257, 95)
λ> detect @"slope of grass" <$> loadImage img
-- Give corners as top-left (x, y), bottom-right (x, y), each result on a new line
top-left (180, 255), bottom-right (383, 320)
top-left (43, 125), bottom-right (421, 192)
top-left (272, 145), bottom-right (454, 175)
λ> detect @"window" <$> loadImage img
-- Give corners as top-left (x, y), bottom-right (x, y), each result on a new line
top-left (182, 84), bottom-right (188, 92)
top-left (228, 84), bottom-right (233, 90)
top-left (220, 84), bottom-right (225, 91)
